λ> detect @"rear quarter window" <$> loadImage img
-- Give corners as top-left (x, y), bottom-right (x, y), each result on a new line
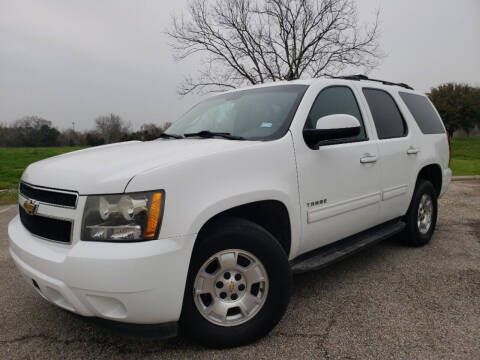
top-left (399, 92), bottom-right (445, 134)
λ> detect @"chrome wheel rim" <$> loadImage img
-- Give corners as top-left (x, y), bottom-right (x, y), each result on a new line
top-left (193, 249), bottom-right (269, 327)
top-left (417, 193), bottom-right (433, 235)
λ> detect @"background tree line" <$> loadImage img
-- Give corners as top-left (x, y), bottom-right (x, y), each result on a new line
top-left (428, 83), bottom-right (480, 137)
top-left (1, 82), bottom-right (478, 148)
top-left (0, 114), bottom-right (171, 147)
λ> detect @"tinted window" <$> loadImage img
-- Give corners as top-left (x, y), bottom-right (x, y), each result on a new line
top-left (399, 92), bottom-right (445, 134)
top-left (306, 86), bottom-right (366, 140)
top-left (363, 88), bottom-right (407, 139)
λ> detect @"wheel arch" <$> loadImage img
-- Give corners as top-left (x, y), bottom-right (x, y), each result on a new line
top-left (193, 199), bottom-right (293, 258)
top-left (416, 163), bottom-right (442, 196)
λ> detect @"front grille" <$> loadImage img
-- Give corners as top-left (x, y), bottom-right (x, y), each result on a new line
top-left (20, 182), bottom-right (77, 208)
top-left (19, 206), bottom-right (72, 243)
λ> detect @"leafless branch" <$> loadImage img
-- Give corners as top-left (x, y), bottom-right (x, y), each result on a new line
top-left (168, 0), bottom-right (383, 94)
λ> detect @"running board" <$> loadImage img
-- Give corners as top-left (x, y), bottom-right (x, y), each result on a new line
top-left (290, 220), bottom-right (406, 274)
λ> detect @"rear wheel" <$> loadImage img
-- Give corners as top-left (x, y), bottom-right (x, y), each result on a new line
top-left (404, 179), bottom-right (438, 246)
top-left (180, 218), bottom-right (291, 348)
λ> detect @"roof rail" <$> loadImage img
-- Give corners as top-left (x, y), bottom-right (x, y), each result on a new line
top-left (331, 74), bottom-right (414, 90)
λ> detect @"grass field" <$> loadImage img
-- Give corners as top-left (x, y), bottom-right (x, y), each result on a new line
top-left (0, 139), bottom-right (479, 205)
top-left (0, 147), bottom-right (85, 205)
top-left (449, 137), bottom-right (480, 176)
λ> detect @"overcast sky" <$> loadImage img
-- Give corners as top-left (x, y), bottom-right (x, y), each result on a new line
top-left (0, 0), bottom-right (479, 131)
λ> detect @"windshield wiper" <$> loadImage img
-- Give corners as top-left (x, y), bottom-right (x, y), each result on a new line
top-left (184, 130), bottom-right (245, 140)
top-left (158, 133), bottom-right (184, 139)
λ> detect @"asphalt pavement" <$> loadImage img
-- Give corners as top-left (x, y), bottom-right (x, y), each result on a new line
top-left (0, 181), bottom-right (479, 359)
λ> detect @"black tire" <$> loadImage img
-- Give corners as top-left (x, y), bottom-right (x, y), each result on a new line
top-left (404, 179), bottom-right (438, 246)
top-left (180, 218), bottom-right (292, 348)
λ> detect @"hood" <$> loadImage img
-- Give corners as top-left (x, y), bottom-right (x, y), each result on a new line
top-left (22, 139), bottom-right (256, 194)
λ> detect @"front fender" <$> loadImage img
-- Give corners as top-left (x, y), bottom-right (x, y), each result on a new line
top-left (125, 136), bottom-right (302, 259)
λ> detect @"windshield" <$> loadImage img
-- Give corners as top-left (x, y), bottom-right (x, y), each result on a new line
top-left (165, 85), bottom-right (308, 140)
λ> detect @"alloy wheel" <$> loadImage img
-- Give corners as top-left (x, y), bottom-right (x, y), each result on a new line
top-left (193, 249), bottom-right (269, 327)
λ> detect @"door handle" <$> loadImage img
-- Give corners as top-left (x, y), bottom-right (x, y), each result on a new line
top-left (360, 154), bottom-right (378, 164)
top-left (407, 147), bottom-right (420, 155)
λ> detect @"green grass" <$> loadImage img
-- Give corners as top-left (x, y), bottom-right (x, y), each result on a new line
top-left (0, 139), bottom-right (478, 206)
top-left (450, 137), bottom-right (480, 176)
top-left (0, 190), bottom-right (18, 206)
top-left (0, 147), bottom-right (86, 190)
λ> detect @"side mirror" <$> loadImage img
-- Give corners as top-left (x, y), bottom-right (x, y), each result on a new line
top-left (303, 114), bottom-right (361, 149)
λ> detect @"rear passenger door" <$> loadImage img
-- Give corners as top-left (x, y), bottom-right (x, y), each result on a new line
top-left (361, 88), bottom-right (417, 222)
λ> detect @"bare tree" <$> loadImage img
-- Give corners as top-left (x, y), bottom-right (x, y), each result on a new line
top-left (8, 116), bottom-right (60, 146)
top-left (58, 129), bottom-right (86, 146)
top-left (168, 0), bottom-right (382, 95)
top-left (94, 113), bottom-right (131, 144)
top-left (14, 115), bottom-right (52, 129)
top-left (140, 122), bottom-right (172, 140)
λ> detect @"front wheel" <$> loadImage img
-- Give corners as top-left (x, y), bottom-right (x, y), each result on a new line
top-left (180, 218), bottom-right (292, 348)
top-left (404, 179), bottom-right (438, 246)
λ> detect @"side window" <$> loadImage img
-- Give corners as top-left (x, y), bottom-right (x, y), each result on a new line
top-left (362, 88), bottom-right (407, 139)
top-left (306, 86), bottom-right (367, 141)
top-left (399, 92), bottom-right (445, 134)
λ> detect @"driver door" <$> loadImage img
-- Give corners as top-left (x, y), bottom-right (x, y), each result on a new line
top-left (295, 85), bottom-right (382, 254)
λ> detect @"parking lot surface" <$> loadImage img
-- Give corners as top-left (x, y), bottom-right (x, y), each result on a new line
top-left (1, 181), bottom-right (479, 359)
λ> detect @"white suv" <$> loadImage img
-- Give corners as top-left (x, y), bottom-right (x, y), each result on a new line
top-left (8, 76), bottom-right (451, 347)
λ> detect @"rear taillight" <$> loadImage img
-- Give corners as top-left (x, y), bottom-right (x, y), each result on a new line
top-left (447, 134), bottom-right (451, 168)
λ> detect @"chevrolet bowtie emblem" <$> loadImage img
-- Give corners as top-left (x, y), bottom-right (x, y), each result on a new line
top-left (23, 199), bottom-right (38, 215)
top-left (229, 281), bottom-right (235, 293)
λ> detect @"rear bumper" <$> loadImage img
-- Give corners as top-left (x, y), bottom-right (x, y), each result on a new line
top-left (8, 215), bottom-right (195, 325)
top-left (440, 168), bottom-right (452, 197)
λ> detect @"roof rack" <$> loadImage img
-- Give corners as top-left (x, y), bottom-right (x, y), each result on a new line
top-left (331, 74), bottom-right (414, 90)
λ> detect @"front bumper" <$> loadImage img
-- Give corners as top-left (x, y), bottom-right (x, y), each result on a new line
top-left (8, 215), bottom-right (195, 325)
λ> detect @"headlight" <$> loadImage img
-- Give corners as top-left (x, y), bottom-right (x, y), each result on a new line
top-left (81, 191), bottom-right (164, 242)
